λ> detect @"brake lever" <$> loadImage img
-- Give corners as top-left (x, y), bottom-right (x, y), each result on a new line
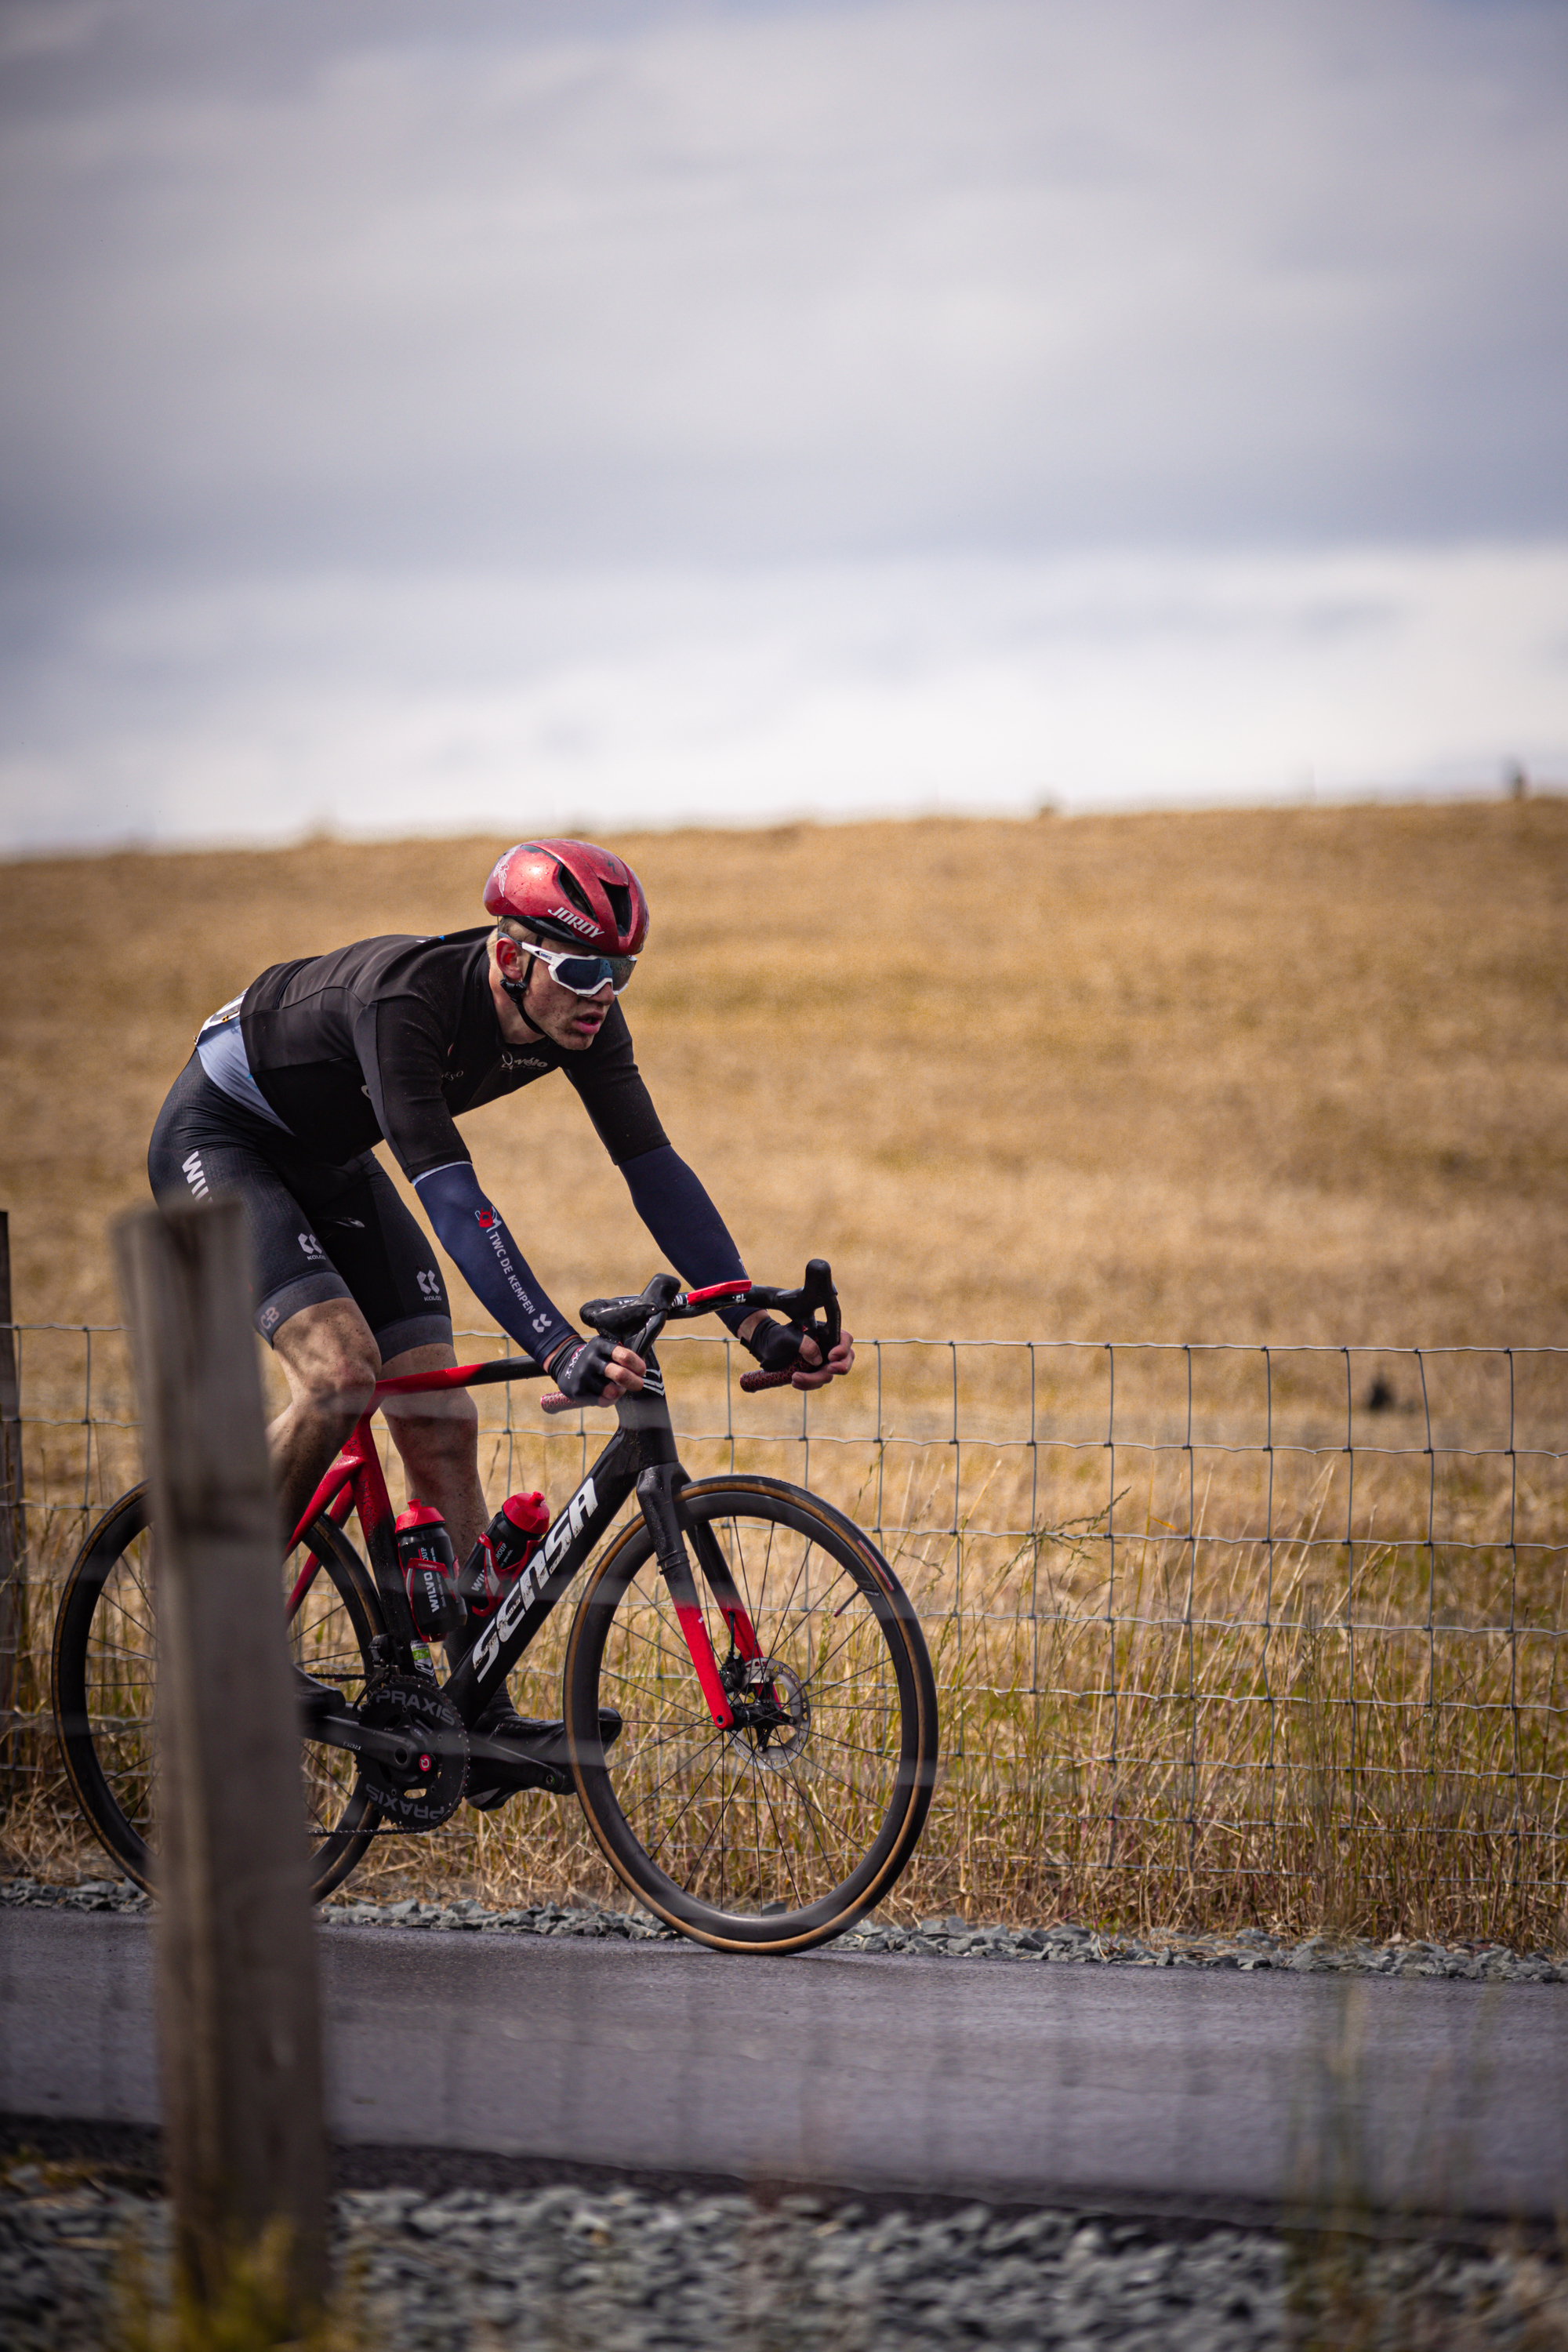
top-left (738, 1259), bottom-right (840, 1390)
top-left (787, 1258), bottom-right (840, 1361)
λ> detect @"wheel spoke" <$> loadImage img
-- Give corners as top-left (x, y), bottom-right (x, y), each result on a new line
top-left (642, 1738), bottom-right (733, 1867)
top-left (756, 1769), bottom-right (813, 1912)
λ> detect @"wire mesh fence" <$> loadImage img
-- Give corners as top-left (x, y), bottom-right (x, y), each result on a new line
top-left (4, 1316), bottom-right (1566, 1944)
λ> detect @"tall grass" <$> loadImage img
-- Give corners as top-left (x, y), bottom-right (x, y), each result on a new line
top-left (10, 1338), bottom-right (1564, 1949)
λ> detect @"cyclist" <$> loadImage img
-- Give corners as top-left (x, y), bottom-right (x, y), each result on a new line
top-left (147, 837), bottom-right (853, 1793)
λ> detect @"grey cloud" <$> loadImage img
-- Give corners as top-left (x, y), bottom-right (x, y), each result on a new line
top-left (1, 0), bottom-right (1566, 572)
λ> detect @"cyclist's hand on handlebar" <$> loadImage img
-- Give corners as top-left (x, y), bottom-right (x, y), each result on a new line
top-left (546, 1332), bottom-right (645, 1406)
top-left (741, 1312), bottom-right (855, 1389)
top-left (793, 1327), bottom-right (855, 1388)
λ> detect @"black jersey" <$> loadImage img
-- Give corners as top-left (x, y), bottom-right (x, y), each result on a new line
top-left (238, 926), bottom-right (667, 1181)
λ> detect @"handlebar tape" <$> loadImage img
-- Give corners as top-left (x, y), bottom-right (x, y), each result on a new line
top-left (539, 1392), bottom-right (575, 1414)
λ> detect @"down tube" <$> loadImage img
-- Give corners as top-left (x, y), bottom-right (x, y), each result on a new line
top-left (443, 1431), bottom-right (643, 1722)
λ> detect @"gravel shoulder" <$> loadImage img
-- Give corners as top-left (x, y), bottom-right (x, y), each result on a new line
top-left (5, 2158), bottom-right (1567, 2352)
top-left (7, 1876), bottom-right (1563, 1984)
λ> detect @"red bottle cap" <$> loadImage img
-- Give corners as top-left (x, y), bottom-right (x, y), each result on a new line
top-left (395, 1500), bottom-right (446, 1530)
top-left (503, 1491), bottom-right (550, 1535)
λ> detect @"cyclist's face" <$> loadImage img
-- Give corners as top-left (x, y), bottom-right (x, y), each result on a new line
top-left (498, 931), bottom-right (613, 1050)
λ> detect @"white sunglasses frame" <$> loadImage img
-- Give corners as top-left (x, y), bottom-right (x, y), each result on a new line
top-left (508, 935), bottom-right (639, 997)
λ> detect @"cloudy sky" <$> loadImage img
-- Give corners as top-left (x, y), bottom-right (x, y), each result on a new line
top-left (2, 0), bottom-right (1565, 850)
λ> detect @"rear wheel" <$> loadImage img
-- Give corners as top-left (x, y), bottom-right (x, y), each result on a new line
top-left (564, 1476), bottom-right (937, 1954)
top-left (51, 1484), bottom-right (385, 1900)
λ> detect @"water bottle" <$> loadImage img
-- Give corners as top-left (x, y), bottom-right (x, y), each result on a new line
top-left (394, 1500), bottom-right (467, 1643)
top-left (456, 1491), bottom-right (551, 1620)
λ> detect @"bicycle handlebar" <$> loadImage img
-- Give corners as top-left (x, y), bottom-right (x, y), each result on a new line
top-left (546, 1258), bottom-right (843, 1411)
top-left (579, 1258), bottom-right (840, 1350)
top-left (370, 1261), bottom-right (841, 1412)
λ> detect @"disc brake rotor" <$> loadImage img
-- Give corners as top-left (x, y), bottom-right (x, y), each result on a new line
top-left (724, 1658), bottom-right (810, 1773)
top-left (354, 1673), bottom-right (469, 1828)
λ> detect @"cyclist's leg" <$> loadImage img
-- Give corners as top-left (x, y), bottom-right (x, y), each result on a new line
top-left (318, 1156), bottom-right (486, 1560)
top-left (374, 1340), bottom-right (485, 1561)
top-left (151, 1060), bottom-right (386, 1539)
top-left (269, 1297), bottom-right (380, 1542)
top-left (149, 1060), bottom-right (486, 1552)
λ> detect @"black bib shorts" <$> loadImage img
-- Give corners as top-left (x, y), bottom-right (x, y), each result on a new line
top-left (148, 1055), bottom-right (453, 1356)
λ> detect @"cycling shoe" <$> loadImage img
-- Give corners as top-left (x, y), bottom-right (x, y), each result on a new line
top-left (466, 1695), bottom-right (623, 1810)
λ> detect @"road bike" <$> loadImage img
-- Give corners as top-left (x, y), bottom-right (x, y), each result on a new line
top-left (51, 1261), bottom-right (938, 1955)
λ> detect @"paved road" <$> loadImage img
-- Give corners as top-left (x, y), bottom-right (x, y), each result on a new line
top-left (3, 1911), bottom-right (1565, 2221)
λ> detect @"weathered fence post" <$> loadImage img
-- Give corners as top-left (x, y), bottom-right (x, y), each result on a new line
top-left (114, 1197), bottom-right (328, 2323)
top-left (0, 1210), bottom-right (24, 1784)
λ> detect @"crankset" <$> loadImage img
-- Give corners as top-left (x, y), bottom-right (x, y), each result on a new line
top-left (353, 1673), bottom-right (470, 1829)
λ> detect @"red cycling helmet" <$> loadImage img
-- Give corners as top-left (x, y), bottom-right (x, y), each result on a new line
top-left (483, 838), bottom-right (650, 956)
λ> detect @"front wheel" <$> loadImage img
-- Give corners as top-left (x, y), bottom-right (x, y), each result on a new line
top-left (564, 1477), bottom-right (938, 1954)
top-left (51, 1484), bottom-right (387, 1901)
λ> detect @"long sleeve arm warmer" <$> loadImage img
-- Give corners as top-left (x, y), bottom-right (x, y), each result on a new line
top-left (619, 1145), bottom-right (752, 1332)
top-left (412, 1161), bottom-right (576, 1367)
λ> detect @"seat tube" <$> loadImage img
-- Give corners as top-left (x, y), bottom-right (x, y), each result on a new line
top-left (634, 1464), bottom-right (734, 1730)
top-left (347, 1414), bottom-right (419, 1649)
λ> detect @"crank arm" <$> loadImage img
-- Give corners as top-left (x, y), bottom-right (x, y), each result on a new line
top-left (304, 1704), bottom-right (460, 1775)
top-left (466, 1728), bottom-right (572, 1795)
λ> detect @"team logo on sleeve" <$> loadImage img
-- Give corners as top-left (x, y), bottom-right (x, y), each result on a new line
top-left (475, 1207), bottom-right (498, 1230)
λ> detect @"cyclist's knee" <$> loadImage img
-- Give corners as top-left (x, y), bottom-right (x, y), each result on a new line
top-left (307, 1356), bottom-right (378, 1423)
top-left (274, 1303), bottom-right (379, 1424)
top-left (286, 1352), bottom-right (376, 1428)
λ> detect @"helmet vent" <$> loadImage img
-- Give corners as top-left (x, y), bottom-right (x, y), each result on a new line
top-left (604, 882), bottom-right (631, 936)
top-left (554, 864), bottom-right (597, 920)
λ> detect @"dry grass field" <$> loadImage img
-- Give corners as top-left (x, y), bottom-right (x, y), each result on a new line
top-left (2, 796), bottom-right (1566, 1345)
top-left (3, 800), bottom-right (1567, 1937)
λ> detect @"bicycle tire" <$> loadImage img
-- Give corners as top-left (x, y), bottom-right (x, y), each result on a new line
top-left (51, 1483), bottom-right (387, 1902)
top-left (564, 1475), bottom-right (937, 1955)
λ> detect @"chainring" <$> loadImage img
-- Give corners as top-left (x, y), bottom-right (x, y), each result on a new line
top-left (355, 1673), bottom-right (470, 1829)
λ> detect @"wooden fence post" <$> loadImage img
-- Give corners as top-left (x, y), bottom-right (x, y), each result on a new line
top-left (0, 1210), bottom-right (24, 1784)
top-left (114, 1197), bottom-right (328, 2322)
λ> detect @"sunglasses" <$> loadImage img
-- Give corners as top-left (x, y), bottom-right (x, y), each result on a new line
top-left (513, 938), bottom-right (638, 996)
